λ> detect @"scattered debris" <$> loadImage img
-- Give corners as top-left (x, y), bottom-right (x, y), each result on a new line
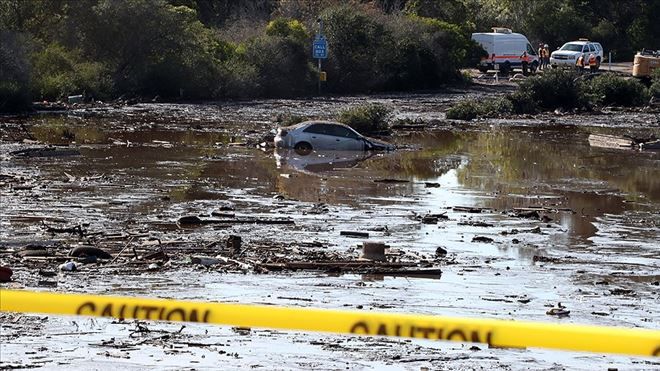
top-left (588, 133), bottom-right (660, 150)
top-left (420, 213), bottom-right (448, 224)
top-left (472, 236), bottom-right (494, 243)
top-left (360, 242), bottom-right (387, 261)
top-left (546, 302), bottom-right (570, 317)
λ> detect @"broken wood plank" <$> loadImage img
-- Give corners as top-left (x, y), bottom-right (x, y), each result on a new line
top-left (340, 231), bottom-right (369, 238)
top-left (588, 134), bottom-right (635, 149)
top-left (178, 216), bottom-right (294, 225)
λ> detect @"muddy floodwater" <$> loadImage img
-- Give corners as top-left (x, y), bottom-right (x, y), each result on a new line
top-left (1, 94), bottom-right (659, 370)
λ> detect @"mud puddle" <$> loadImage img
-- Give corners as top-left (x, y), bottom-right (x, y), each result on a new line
top-left (1, 101), bottom-right (659, 370)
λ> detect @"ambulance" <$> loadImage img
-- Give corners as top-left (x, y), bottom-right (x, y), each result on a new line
top-left (471, 28), bottom-right (539, 74)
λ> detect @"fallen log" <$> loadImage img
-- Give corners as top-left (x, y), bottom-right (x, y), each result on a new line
top-left (258, 260), bottom-right (416, 271)
top-left (178, 216), bottom-right (294, 226)
top-left (340, 231), bottom-right (369, 238)
top-left (453, 206), bottom-right (488, 213)
top-left (11, 147), bottom-right (81, 158)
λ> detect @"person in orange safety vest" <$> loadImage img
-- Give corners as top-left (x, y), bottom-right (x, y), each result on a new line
top-left (588, 53), bottom-right (598, 73)
top-left (576, 55), bottom-right (585, 72)
top-left (520, 51), bottom-right (530, 75)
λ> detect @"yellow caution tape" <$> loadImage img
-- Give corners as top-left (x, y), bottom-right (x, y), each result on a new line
top-left (1, 289), bottom-right (658, 357)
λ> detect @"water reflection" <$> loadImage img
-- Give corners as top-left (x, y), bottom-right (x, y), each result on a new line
top-left (274, 149), bottom-right (374, 173)
top-left (396, 128), bottom-right (659, 241)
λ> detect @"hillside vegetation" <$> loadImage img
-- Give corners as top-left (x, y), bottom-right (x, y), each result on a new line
top-left (1, 0), bottom-right (658, 112)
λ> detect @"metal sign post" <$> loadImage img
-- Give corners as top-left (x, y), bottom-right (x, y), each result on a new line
top-left (313, 19), bottom-right (328, 95)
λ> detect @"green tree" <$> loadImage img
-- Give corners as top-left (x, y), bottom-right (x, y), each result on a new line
top-left (0, 31), bottom-right (32, 111)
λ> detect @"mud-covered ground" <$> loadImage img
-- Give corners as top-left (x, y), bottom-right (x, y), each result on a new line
top-left (1, 86), bottom-right (659, 370)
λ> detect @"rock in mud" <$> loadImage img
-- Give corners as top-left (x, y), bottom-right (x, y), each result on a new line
top-left (178, 215), bottom-right (204, 225)
top-left (515, 210), bottom-right (540, 219)
top-left (435, 247), bottom-right (448, 257)
top-left (69, 246), bottom-right (112, 259)
top-left (59, 261), bottom-right (77, 271)
top-left (0, 266), bottom-right (13, 282)
top-left (189, 256), bottom-right (228, 266)
top-left (546, 302), bottom-right (570, 316)
top-left (472, 236), bottom-right (494, 243)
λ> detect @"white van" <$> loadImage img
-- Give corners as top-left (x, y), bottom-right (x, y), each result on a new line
top-left (471, 28), bottom-right (539, 74)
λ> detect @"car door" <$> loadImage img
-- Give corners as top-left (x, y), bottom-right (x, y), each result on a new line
top-left (326, 125), bottom-right (365, 151)
top-left (301, 123), bottom-right (339, 150)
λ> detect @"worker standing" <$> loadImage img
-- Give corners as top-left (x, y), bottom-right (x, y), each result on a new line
top-left (576, 55), bottom-right (584, 73)
top-left (543, 44), bottom-right (550, 69)
top-left (588, 53), bottom-right (598, 73)
top-left (537, 43), bottom-right (545, 70)
top-left (520, 51), bottom-right (530, 75)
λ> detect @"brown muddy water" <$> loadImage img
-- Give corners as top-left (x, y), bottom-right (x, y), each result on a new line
top-left (1, 98), bottom-right (659, 370)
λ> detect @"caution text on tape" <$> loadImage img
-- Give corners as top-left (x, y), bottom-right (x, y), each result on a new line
top-left (1, 289), bottom-right (658, 357)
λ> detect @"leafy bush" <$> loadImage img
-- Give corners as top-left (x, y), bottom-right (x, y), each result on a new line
top-left (338, 103), bottom-right (391, 134)
top-left (275, 113), bottom-right (306, 127)
top-left (446, 97), bottom-right (514, 120)
top-left (506, 90), bottom-right (538, 114)
top-left (516, 69), bottom-right (587, 111)
top-left (446, 100), bottom-right (480, 120)
top-left (266, 18), bottom-right (308, 44)
top-left (447, 70), bottom-right (653, 120)
top-left (650, 82), bottom-right (660, 98)
top-left (227, 34), bottom-right (314, 98)
top-left (649, 69), bottom-right (660, 98)
top-left (587, 73), bottom-right (649, 106)
top-left (30, 43), bottom-right (111, 100)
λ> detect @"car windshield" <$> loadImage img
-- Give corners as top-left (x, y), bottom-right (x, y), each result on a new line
top-left (560, 43), bottom-right (584, 52)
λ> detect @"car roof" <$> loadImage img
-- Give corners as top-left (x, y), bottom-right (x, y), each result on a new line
top-left (283, 120), bottom-right (354, 130)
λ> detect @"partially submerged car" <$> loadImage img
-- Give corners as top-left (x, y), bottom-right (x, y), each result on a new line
top-left (274, 121), bottom-right (394, 152)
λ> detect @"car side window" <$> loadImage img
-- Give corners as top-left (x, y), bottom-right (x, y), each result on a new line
top-left (589, 44), bottom-right (595, 52)
top-left (303, 124), bottom-right (327, 134)
top-left (328, 125), bottom-right (359, 139)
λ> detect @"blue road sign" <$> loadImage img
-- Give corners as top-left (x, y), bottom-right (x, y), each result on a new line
top-left (313, 38), bottom-right (328, 59)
